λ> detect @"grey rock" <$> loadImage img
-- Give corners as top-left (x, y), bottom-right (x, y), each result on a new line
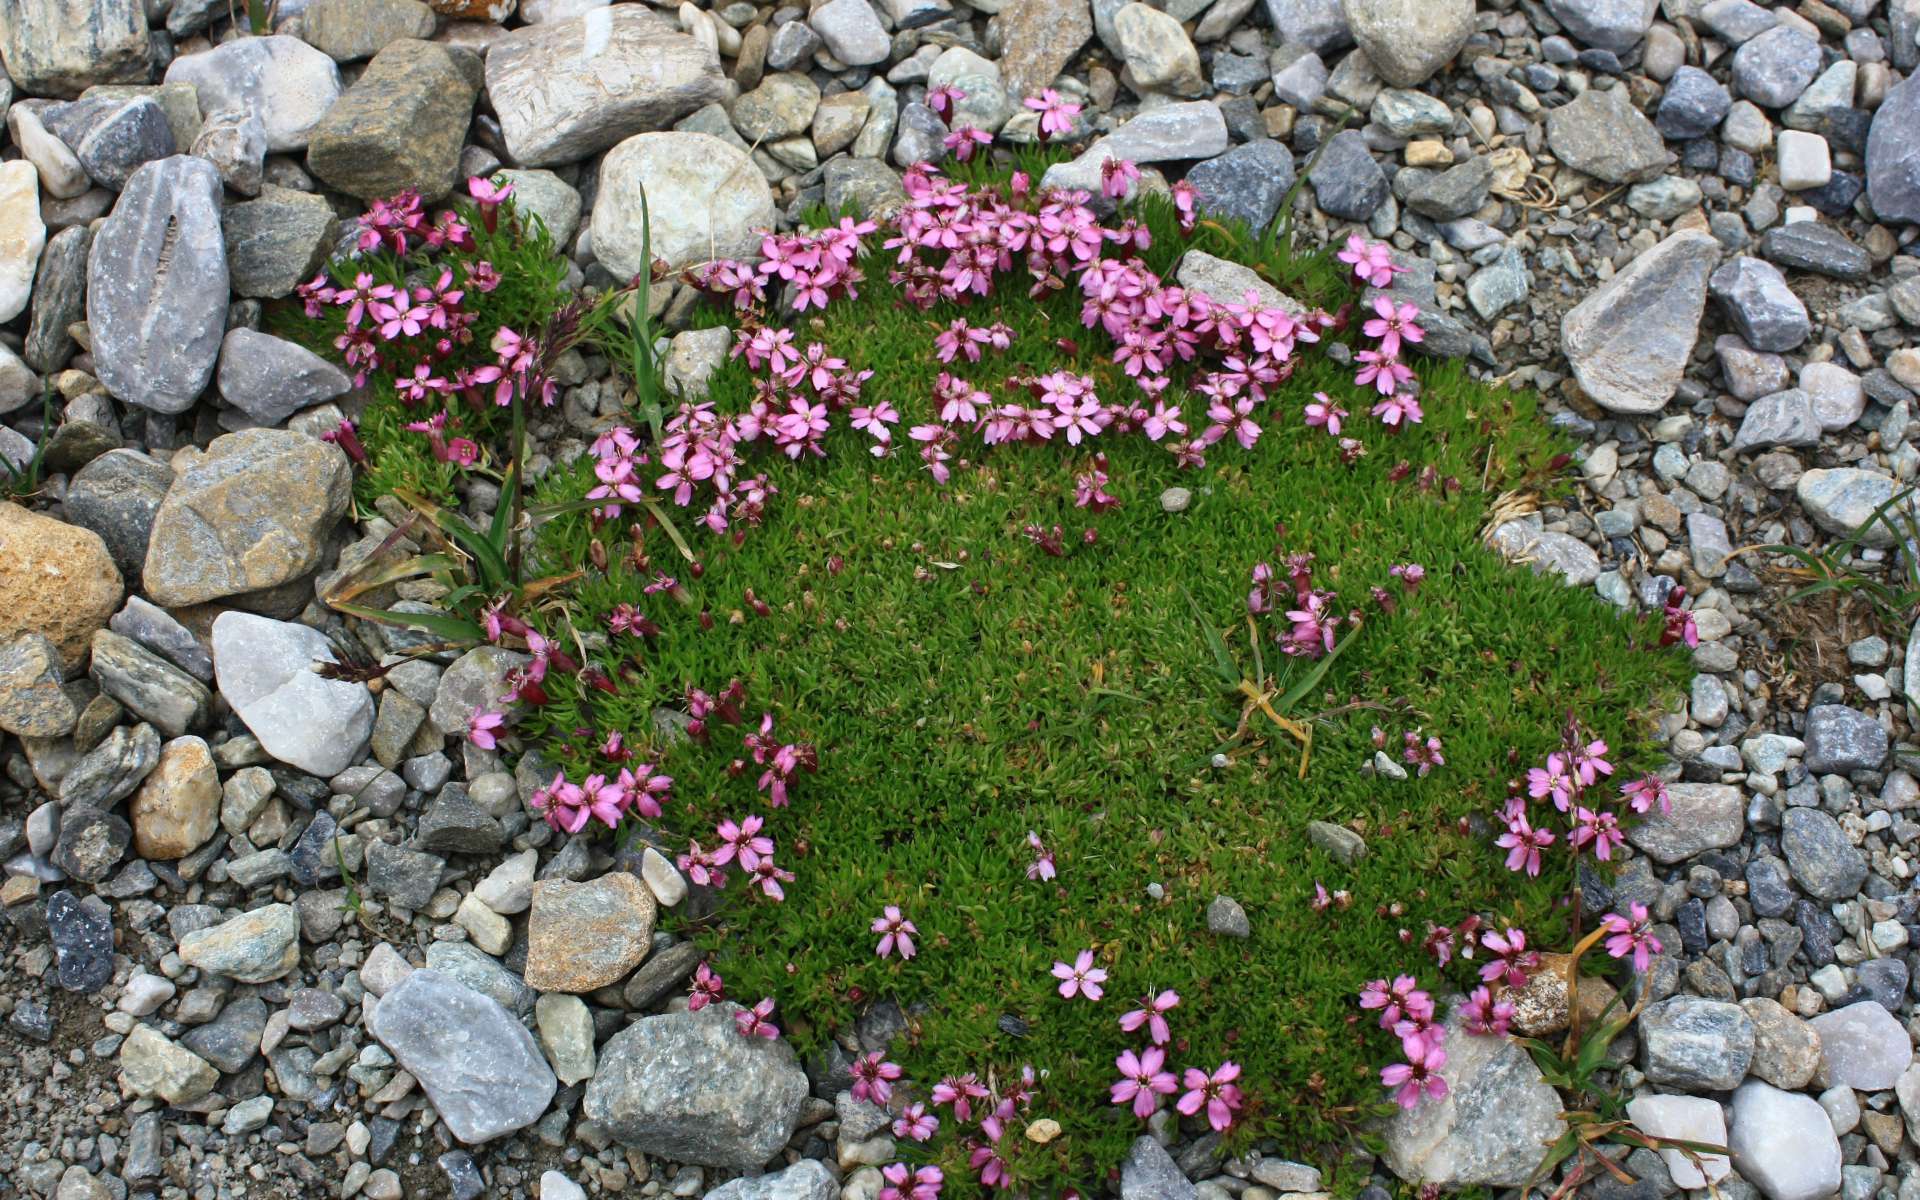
top-left (305, 39), bottom-right (478, 202)
top-left (288, 810), bottom-right (339, 888)
top-left (164, 36), bottom-right (343, 153)
top-left (824, 158), bottom-right (907, 219)
top-left (25, 224), bottom-right (91, 373)
top-left (47, 890), bottom-right (114, 993)
top-left (0, 633), bottom-right (77, 738)
top-left (1729, 1081), bottom-right (1842, 1200)
top-left (1731, 389), bottom-right (1821, 452)
top-left (1803, 704), bottom-right (1888, 775)
top-left (1307, 129), bottom-right (1389, 220)
top-left (1561, 227), bottom-right (1719, 414)
top-left (1306, 820), bottom-right (1367, 864)
top-left (1545, 0), bottom-right (1657, 52)
top-left (926, 47), bottom-right (1009, 134)
top-left (426, 941), bottom-right (535, 1016)
top-left (1184, 140), bottom-right (1295, 232)
top-left (1, 0), bottom-right (149, 97)
top-left (53, 805), bottom-right (130, 883)
top-left (1760, 222), bottom-right (1871, 281)
top-left (1467, 246), bottom-right (1531, 320)
top-left (1810, 1002), bottom-right (1912, 1091)
top-left (1656, 67), bottom-right (1732, 140)
top-left (1731, 26), bottom-right (1822, 109)
top-left (416, 787), bottom-right (507, 855)
top-left (43, 96), bottom-right (176, 192)
top-left (1699, 0), bottom-right (1778, 44)
top-left (1098, 99), bottom-right (1230, 163)
top-left (1400, 157), bottom-right (1491, 221)
top-left (1640, 996), bottom-right (1754, 1090)
top-left (706, 1161), bottom-right (837, 1200)
top-left (178, 903), bottom-right (300, 983)
top-left (1121, 1136), bottom-right (1197, 1200)
top-left (734, 73), bottom-right (821, 141)
top-left (624, 940), bottom-right (705, 1010)
top-left (1867, 75), bottom-right (1920, 225)
top-left (86, 156), bottom-right (228, 415)
top-left (765, 20), bottom-right (823, 70)
top-left (1627, 782), bottom-right (1744, 863)
top-left (1115, 2), bottom-right (1205, 96)
top-left (1370, 88), bottom-right (1452, 138)
top-left (367, 841), bottom-right (445, 911)
top-left (1487, 518), bottom-right (1602, 585)
top-left (493, 169), bottom-right (582, 247)
top-left (810, 0), bottom-right (890, 66)
top-left (1795, 468), bottom-right (1914, 548)
top-left (891, 102), bottom-right (948, 168)
top-left (1545, 86), bottom-right (1668, 184)
top-left (191, 110), bottom-right (266, 198)
top-left (430, 645), bottom-right (529, 738)
top-left (65, 451), bottom-right (173, 588)
top-left (223, 186), bottom-right (339, 300)
top-left (181, 993), bottom-right (268, 1073)
top-left (212, 612), bottom-right (374, 777)
top-left (1382, 1013), bottom-right (1565, 1186)
top-left (1782, 806), bottom-right (1868, 900)
top-left (368, 969), bottom-right (557, 1144)
top-left (583, 1003), bottom-right (809, 1168)
top-left (301, 0), bottom-right (437, 62)
top-left (1206, 894), bottom-right (1251, 937)
top-left (89, 629), bottom-right (208, 737)
top-left (60, 722), bottom-right (161, 809)
top-left (591, 132), bottom-right (775, 276)
top-left (1709, 256), bottom-right (1808, 352)
top-left (1269, 45), bottom-right (1329, 110)
top-left (1261, 0), bottom-right (1348, 53)
top-left (1345, 0), bottom-right (1472, 87)
top-left (216, 329), bottom-right (352, 426)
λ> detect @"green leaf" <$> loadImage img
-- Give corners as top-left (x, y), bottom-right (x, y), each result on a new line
top-left (1182, 586), bottom-right (1242, 687)
top-left (1273, 621), bottom-right (1361, 714)
top-left (330, 600), bottom-right (484, 643)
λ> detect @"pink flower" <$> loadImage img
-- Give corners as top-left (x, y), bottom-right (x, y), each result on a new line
top-left (1571, 738), bottom-right (1613, 785)
top-left (851, 1051), bottom-right (903, 1105)
top-left (1359, 975), bottom-right (1432, 1029)
top-left (1371, 391), bottom-right (1424, 429)
top-left (467, 174), bottom-right (513, 206)
top-left (1119, 989), bottom-right (1180, 1045)
top-left (1023, 89), bottom-right (1081, 140)
top-left (1336, 234), bottom-right (1404, 288)
top-left (1354, 350), bottom-right (1413, 396)
top-left (1460, 985), bottom-right (1514, 1036)
top-left (1171, 179), bottom-right (1198, 234)
top-left (1497, 809), bottom-right (1554, 876)
top-left (931, 1074), bottom-right (989, 1122)
top-left (1621, 774), bottom-right (1672, 816)
top-left (1100, 157), bottom-right (1140, 201)
top-left (688, 962), bottom-right (724, 1011)
top-left (1176, 1062), bottom-right (1244, 1132)
top-left (1479, 927), bottom-right (1538, 989)
top-left (872, 905), bottom-right (919, 960)
top-left (925, 85), bottom-right (966, 122)
top-left (1569, 805), bottom-right (1625, 860)
top-left (1363, 296), bottom-right (1425, 358)
top-left (944, 126), bottom-right (992, 161)
top-left (882, 1163), bottom-right (945, 1200)
top-left (1111, 1046), bottom-right (1179, 1118)
top-left (1390, 562), bottom-right (1426, 592)
top-left (968, 1143), bottom-right (1009, 1190)
top-left (1305, 392), bottom-right (1347, 436)
top-left (1380, 1037), bottom-right (1448, 1109)
top-left (1661, 586), bottom-right (1699, 648)
top-left (735, 997), bottom-right (779, 1038)
top-left (1402, 731), bottom-right (1444, 776)
top-left (1601, 902), bottom-right (1664, 972)
top-left (1051, 949), bottom-right (1107, 1000)
top-left (467, 708), bottom-right (506, 751)
top-left (893, 1103), bottom-right (938, 1142)
top-left (1025, 831), bottom-right (1057, 881)
top-left (1526, 752), bottom-right (1577, 811)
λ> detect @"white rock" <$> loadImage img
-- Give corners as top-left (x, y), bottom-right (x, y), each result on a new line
top-left (1799, 361), bottom-right (1863, 431)
top-left (542, 1171), bottom-right (589, 1200)
top-left (474, 848), bottom-right (539, 915)
top-left (641, 846), bottom-right (687, 907)
top-left (1625, 1094), bottom-right (1730, 1188)
top-left (454, 892), bottom-right (513, 955)
top-left (1809, 1000), bottom-right (1913, 1091)
top-left (0, 161), bottom-right (47, 325)
top-left (591, 131), bottom-right (775, 276)
top-left (211, 612), bottom-right (374, 777)
top-left (6, 106), bottom-right (89, 200)
top-left (1777, 130), bottom-right (1832, 191)
top-left (117, 973), bottom-right (178, 1017)
top-left (1728, 1081), bottom-right (1841, 1200)
top-left (163, 36), bottom-right (344, 153)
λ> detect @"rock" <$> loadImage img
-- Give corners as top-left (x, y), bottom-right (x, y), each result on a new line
top-left (144, 429), bottom-right (352, 606)
top-left (1401, 157), bottom-right (1492, 221)
top-left (0, 0), bottom-right (151, 98)
top-left (0, 161), bottom-right (45, 326)
top-left (429, 645), bottom-right (528, 737)
top-left (1729, 1081), bottom-right (1841, 1200)
top-left (1656, 66), bottom-right (1732, 140)
top-left (810, 0), bottom-right (890, 66)
top-left (1487, 519), bottom-right (1602, 586)
top-left (1269, 45), bottom-right (1329, 109)
top-left (1545, 86), bottom-right (1667, 184)
top-left (1628, 782), bottom-right (1743, 863)
top-left (811, 93), bottom-right (872, 158)
top-left (86, 156), bottom-right (227, 415)
top-left (47, 890), bottom-right (114, 992)
top-left (88, 629), bottom-right (209, 737)
top-left (1625, 1095), bottom-right (1730, 1188)
top-left (52, 804), bottom-right (129, 883)
top-left (43, 95), bottom-right (176, 192)
top-left (1709, 257), bottom-right (1808, 352)
top-left (1561, 227), bottom-right (1719, 414)
top-left (306, 39), bottom-right (479, 201)
top-left (1732, 26), bottom-right (1821, 108)
top-left (191, 110), bottom-right (266, 198)
top-left (301, 0), bottom-right (437, 62)
top-left (485, 9), bottom-right (726, 167)
top-left (1780, 806), bottom-right (1868, 902)
top-left (213, 612), bottom-right (374, 777)
top-left (524, 873), bottom-right (656, 992)
top-left (9, 105), bottom-right (89, 205)
top-left (1382, 1013), bottom-right (1564, 1186)
top-left (416, 786), bottom-right (506, 854)
top-left (1760, 222), bottom-right (1871, 281)
top-left (1867, 75), bottom-right (1920, 225)
top-left (1206, 894), bottom-right (1251, 937)
top-left (1262, 0), bottom-right (1348, 53)
top-left (65, 450), bottom-right (172, 587)
top-left (1640, 996), bottom-right (1754, 1090)
top-left (1800, 363), bottom-right (1863, 432)
top-left (24, 224), bottom-right (88, 372)
top-left (1307, 128), bottom-right (1389, 220)
top-left (735, 73), bottom-right (820, 141)
top-left (1740, 997), bottom-right (1821, 1089)
top-left (181, 994), bottom-right (267, 1073)
top-left (1731, 389), bottom-right (1821, 452)
top-left (178, 903), bottom-right (300, 983)
top-left (367, 969), bottom-right (557, 1144)
top-left (890, 103), bottom-right (947, 168)
top-left (223, 186), bottom-right (339, 300)
top-left (1809, 1002), bottom-right (1912, 1091)
top-left (493, 169), bottom-right (582, 246)
top-left (0, 502), bottom-right (122, 672)
top-left (129, 736), bottom-right (219, 860)
top-left (997, 0), bottom-right (1092, 102)
top-left (1121, 1136), bottom-right (1196, 1200)
top-left (623, 940), bottom-right (704, 1009)
top-left (1344, 0), bottom-right (1471, 87)
top-left (120, 1025), bottom-right (218, 1105)
top-left (1545, 0), bottom-right (1656, 52)
top-left (1306, 820), bottom-right (1367, 865)
top-left (765, 20), bottom-right (822, 71)
top-left (1795, 469), bottom-right (1913, 549)
top-left (1114, 3), bottom-right (1204, 96)
top-left (584, 1003), bottom-right (809, 1168)
top-left (0, 633), bottom-right (77, 738)
top-left (706, 1161), bottom-right (837, 1200)
top-left (1777, 130), bottom-right (1831, 191)
top-left (542, 1173), bottom-right (588, 1200)
top-left (1371, 89), bottom-right (1452, 138)
top-left (592, 132), bottom-right (774, 277)
top-left (59, 722), bottom-right (160, 809)
top-left (217, 329), bottom-right (353, 427)
top-left (164, 36), bottom-right (343, 153)
top-left (537, 994), bottom-right (597, 1086)
top-left (426, 942), bottom-right (534, 1016)
top-left (1184, 140), bottom-right (1295, 232)
top-left (1175, 250), bottom-right (1302, 313)
top-left (1466, 246), bottom-right (1530, 320)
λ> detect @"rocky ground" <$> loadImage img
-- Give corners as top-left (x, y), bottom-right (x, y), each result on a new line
top-left (0, 0), bottom-right (1918, 1197)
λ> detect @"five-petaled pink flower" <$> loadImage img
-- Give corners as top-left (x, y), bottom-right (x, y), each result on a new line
top-left (1119, 989), bottom-right (1180, 1045)
top-left (1024, 89), bottom-right (1082, 140)
top-left (735, 997), bottom-right (779, 1039)
top-left (1051, 949), bottom-right (1107, 1000)
top-left (893, 1102), bottom-right (939, 1142)
top-left (1111, 1046), bottom-right (1179, 1118)
top-left (1460, 985), bottom-right (1513, 1037)
top-left (688, 962), bottom-right (724, 1011)
top-left (1381, 1037), bottom-right (1447, 1109)
top-left (872, 905), bottom-right (919, 960)
top-left (1479, 927), bottom-right (1538, 989)
top-left (1497, 809), bottom-right (1554, 876)
top-left (1601, 903), bottom-right (1664, 971)
top-left (1177, 1062), bottom-right (1244, 1131)
top-left (467, 708), bottom-right (505, 750)
top-left (851, 1051), bottom-right (904, 1104)
top-left (881, 1163), bottom-right (945, 1200)
top-left (1337, 234), bottom-right (1404, 289)
top-left (931, 1074), bottom-right (989, 1122)
top-left (1621, 773), bottom-right (1672, 816)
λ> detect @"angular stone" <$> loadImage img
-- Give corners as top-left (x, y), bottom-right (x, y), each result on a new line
top-left (1625, 1095), bottom-right (1730, 1188)
top-left (0, 162), bottom-right (45, 326)
top-left (926, 47), bottom-right (1008, 134)
top-left (1709, 256), bottom-right (1807, 352)
top-left (120, 1024), bottom-right (218, 1105)
top-left (1761, 221), bottom-right (1870, 281)
top-left (1780, 806), bottom-right (1868, 902)
top-left (1261, 0), bottom-right (1348, 53)
top-left (307, 39), bottom-right (478, 202)
top-left (144, 429), bottom-right (352, 606)
top-left (217, 329), bottom-right (353, 427)
top-left (735, 73), bottom-right (820, 141)
top-left (997, 0), bottom-right (1091, 102)
top-left (536, 993), bottom-right (596, 1085)
top-left (42, 95), bottom-right (175, 193)
top-left (1383, 1013), bottom-right (1565, 1186)
top-left (213, 612), bottom-right (373, 777)
top-left (1795, 468), bottom-right (1914, 549)
top-left (0, 633), bottom-right (77, 738)
top-left (1868, 75), bottom-right (1920, 225)
top-left (1175, 250), bottom-right (1303, 314)
top-left (1731, 389), bottom-right (1821, 452)
top-left (1561, 227), bottom-right (1719, 414)
top-left (707, 1161), bottom-right (836, 1200)
top-left (178, 903), bottom-right (300, 983)
top-left (1729, 1081), bottom-right (1841, 1200)
top-left (1307, 128), bottom-right (1389, 220)
top-left (583, 1002), bottom-right (809, 1168)
top-left (65, 450), bottom-right (172, 588)
top-left (426, 941), bottom-right (533, 1016)
top-left (301, 0), bottom-right (437, 62)
top-left (130, 736), bottom-right (219, 860)
top-left (416, 787), bottom-right (506, 855)
top-left (1546, 86), bottom-right (1668, 184)
top-left (1345, 0), bottom-right (1471, 87)
top-left (1114, 3), bottom-right (1204, 96)
top-left (0, 502), bottom-right (122, 672)
top-left (1487, 519), bottom-right (1602, 586)
top-left (1640, 996), bottom-right (1754, 1090)
top-left (1627, 782), bottom-right (1743, 863)
top-left (1121, 1136), bottom-right (1196, 1200)
top-left (1741, 997), bottom-right (1821, 1089)
top-left (524, 873), bottom-right (656, 993)
top-left (223, 186), bottom-right (339, 300)
top-left (1731, 26), bottom-right (1821, 108)
top-left (0, 0), bottom-right (151, 98)
top-left (429, 645), bottom-right (529, 738)
top-left (1809, 1001), bottom-right (1912, 1091)
top-left (181, 993), bottom-right (268, 1073)
top-left (592, 131), bottom-right (775, 277)
top-left (367, 969), bottom-right (557, 1144)
top-left (1657, 66), bottom-right (1732, 140)
top-left (493, 169), bottom-right (582, 246)
top-left (25, 224), bottom-right (89, 372)
top-left (1185, 140), bottom-right (1295, 232)
top-left (624, 940), bottom-right (704, 1010)
top-left (88, 629), bottom-right (209, 737)
top-left (1545, 0), bottom-right (1657, 52)
top-left (164, 36), bottom-right (343, 153)
top-left (59, 722), bottom-right (160, 808)
top-left (53, 805), bottom-right (130, 883)
top-left (86, 156), bottom-right (227, 415)
top-left (485, 9), bottom-right (726, 168)
top-left (47, 889), bottom-right (114, 993)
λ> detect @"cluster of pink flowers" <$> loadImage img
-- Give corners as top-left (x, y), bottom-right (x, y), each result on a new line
top-left (678, 811), bottom-right (795, 900)
top-left (1247, 553), bottom-right (1349, 660)
top-left (1104, 987), bottom-right (1241, 1130)
top-left (1369, 724), bottom-right (1447, 777)
top-left (1498, 722), bottom-right (1669, 878)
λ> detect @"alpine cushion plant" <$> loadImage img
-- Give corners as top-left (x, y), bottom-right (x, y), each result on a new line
top-left (300, 145), bottom-right (1687, 1190)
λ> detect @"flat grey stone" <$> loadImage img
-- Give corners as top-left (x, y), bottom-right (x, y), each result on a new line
top-left (1640, 996), bottom-right (1754, 1090)
top-left (1561, 227), bottom-right (1719, 414)
top-left (216, 329), bottom-right (352, 426)
top-left (367, 969), bottom-right (556, 1145)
